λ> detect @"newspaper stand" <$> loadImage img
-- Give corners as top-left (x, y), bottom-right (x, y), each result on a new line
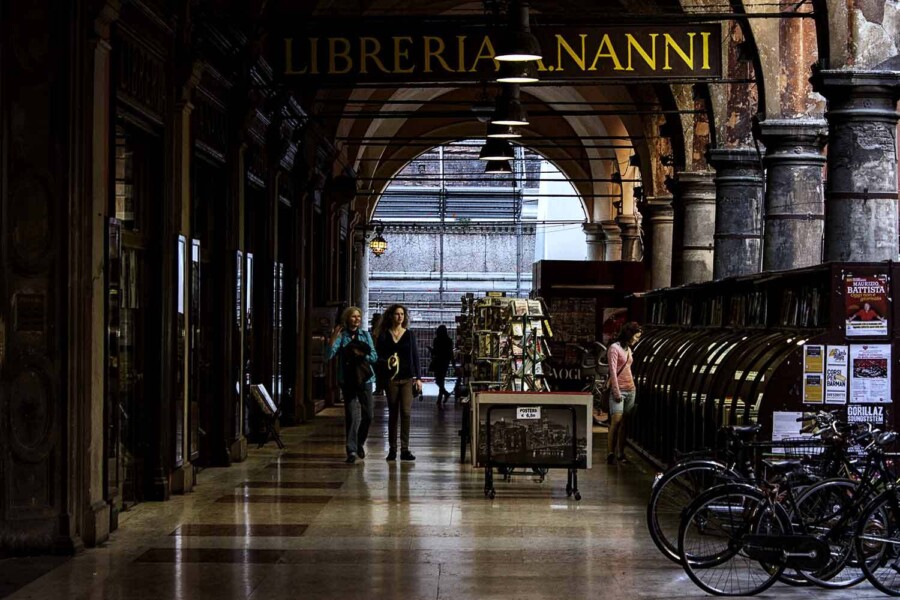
top-left (483, 404), bottom-right (582, 501)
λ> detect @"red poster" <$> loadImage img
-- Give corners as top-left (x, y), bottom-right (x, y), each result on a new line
top-left (845, 274), bottom-right (889, 337)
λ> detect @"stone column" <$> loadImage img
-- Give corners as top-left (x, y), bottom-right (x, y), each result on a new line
top-left (617, 214), bottom-right (641, 261)
top-left (676, 171), bottom-right (716, 284)
top-left (646, 196), bottom-right (674, 289)
top-left (582, 222), bottom-right (605, 260)
top-left (706, 149), bottom-right (764, 279)
top-left (811, 70), bottom-right (900, 261)
top-left (601, 220), bottom-right (623, 260)
top-left (352, 229), bottom-right (369, 323)
top-left (757, 119), bottom-right (828, 271)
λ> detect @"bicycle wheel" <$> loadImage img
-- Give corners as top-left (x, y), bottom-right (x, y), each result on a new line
top-left (792, 478), bottom-right (865, 588)
top-left (678, 483), bottom-right (786, 596)
top-left (855, 491), bottom-right (900, 596)
top-left (646, 460), bottom-right (738, 563)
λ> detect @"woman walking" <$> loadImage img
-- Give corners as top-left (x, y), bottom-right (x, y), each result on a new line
top-left (326, 306), bottom-right (378, 464)
top-left (376, 304), bottom-right (422, 461)
top-left (430, 325), bottom-right (455, 408)
top-left (607, 322), bottom-right (642, 465)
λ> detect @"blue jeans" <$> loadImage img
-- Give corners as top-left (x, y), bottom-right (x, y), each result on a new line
top-left (342, 383), bottom-right (374, 456)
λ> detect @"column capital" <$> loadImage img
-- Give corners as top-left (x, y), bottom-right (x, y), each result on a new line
top-left (706, 147), bottom-right (762, 169)
top-left (811, 68), bottom-right (900, 97)
top-left (675, 171), bottom-right (716, 204)
top-left (91, 0), bottom-right (121, 40)
top-left (600, 219), bottom-right (622, 242)
top-left (645, 195), bottom-right (674, 223)
top-left (581, 221), bottom-right (604, 243)
top-left (757, 118), bottom-right (828, 171)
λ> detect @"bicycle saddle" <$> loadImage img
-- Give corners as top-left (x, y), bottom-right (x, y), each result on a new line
top-left (877, 431), bottom-right (898, 447)
top-left (762, 458), bottom-right (804, 473)
top-left (723, 424), bottom-right (762, 437)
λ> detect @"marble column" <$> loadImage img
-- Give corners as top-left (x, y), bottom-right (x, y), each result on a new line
top-left (601, 220), bottom-right (623, 260)
top-left (646, 196), bottom-right (674, 289)
top-left (757, 119), bottom-right (828, 271)
top-left (352, 229), bottom-right (369, 324)
top-left (706, 149), bottom-right (764, 279)
top-left (617, 214), bottom-right (642, 261)
top-left (582, 222), bottom-right (605, 260)
top-left (811, 70), bottom-right (900, 261)
top-left (675, 171), bottom-right (716, 284)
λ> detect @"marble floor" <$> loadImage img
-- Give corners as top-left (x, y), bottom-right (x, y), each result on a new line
top-left (2, 395), bottom-right (892, 599)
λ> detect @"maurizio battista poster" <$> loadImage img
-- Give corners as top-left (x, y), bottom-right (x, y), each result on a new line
top-left (844, 273), bottom-right (889, 337)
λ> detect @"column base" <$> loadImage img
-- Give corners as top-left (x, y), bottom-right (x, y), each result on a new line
top-left (171, 462), bottom-right (194, 494)
top-left (229, 436), bottom-right (248, 463)
top-left (81, 500), bottom-right (110, 547)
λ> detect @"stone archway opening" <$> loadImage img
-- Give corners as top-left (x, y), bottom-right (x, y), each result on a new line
top-left (366, 139), bottom-right (586, 369)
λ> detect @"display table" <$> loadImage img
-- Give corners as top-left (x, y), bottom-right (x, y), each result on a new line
top-left (473, 392), bottom-right (592, 500)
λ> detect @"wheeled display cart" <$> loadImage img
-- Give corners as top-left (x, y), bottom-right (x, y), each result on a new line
top-left (474, 391), bottom-right (592, 500)
top-left (482, 404), bottom-right (582, 500)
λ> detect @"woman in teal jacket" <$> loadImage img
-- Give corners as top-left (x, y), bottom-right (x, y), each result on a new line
top-left (326, 306), bottom-right (378, 463)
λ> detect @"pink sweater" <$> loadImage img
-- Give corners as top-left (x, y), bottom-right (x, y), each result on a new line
top-left (608, 342), bottom-right (635, 397)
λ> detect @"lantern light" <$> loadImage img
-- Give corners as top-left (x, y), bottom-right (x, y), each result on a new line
top-left (368, 222), bottom-right (388, 257)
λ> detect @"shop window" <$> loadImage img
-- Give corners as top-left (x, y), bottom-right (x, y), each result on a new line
top-left (115, 132), bottom-right (138, 231)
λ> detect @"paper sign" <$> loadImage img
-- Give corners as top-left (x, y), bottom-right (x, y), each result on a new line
top-left (845, 274), bottom-right (889, 337)
top-left (824, 345), bottom-right (848, 405)
top-left (803, 373), bottom-right (824, 404)
top-left (849, 344), bottom-right (891, 404)
top-left (803, 345), bottom-right (824, 373)
top-left (517, 406), bottom-right (540, 420)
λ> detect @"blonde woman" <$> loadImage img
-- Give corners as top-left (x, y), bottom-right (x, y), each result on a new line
top-left (376, 303), bottom-right (422, 461)
top-left (326, 306), bottom-right (377, 464)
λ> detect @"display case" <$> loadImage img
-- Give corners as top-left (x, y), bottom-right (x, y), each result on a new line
top-left (632, 263), bottom-right (900, 466)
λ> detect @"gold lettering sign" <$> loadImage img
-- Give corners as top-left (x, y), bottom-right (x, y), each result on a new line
top-left (277, 22), bottom-right (722, 82)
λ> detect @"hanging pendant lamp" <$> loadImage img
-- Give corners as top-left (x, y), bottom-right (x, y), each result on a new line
top-left (495, 1), bottom-right (542, 62)
top-left (486, 123), bottom-right (521, 139)
top-left (485, 160), bottom-right (513, 174)
top-left (478, 138), bottom-right (515, 161)
top-left (491, 84), bottom-right (529, 126)
top-left (496, 60), bottom-right (539, 84)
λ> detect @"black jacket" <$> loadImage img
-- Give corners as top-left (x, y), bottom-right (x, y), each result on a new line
top-left (376, 329), bottom-right (421, 380)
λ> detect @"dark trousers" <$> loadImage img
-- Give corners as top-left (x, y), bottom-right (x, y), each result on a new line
top-left (386, 378), bottom-right (414, 451)
top-left (342, 382), bottom-right (374, 457)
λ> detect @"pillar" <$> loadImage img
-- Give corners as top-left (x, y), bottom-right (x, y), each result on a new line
top-left (601, 220), bottom-right (623, 260)
top-left (646, 196), bottom-right (674, 289)
top-left (676, 171), bottom-right (716, 284)
top-left (582, 222), bottom-right (605, 261)
top-left (352, 229), bottom-right (369, 324)
top-left (757, 119), bottom-right (828, 271)
top-left (706, 149), bottom-right (764, 279)
top-left (617, 214), bottom-right (641, 261)
top-left (812, 70), bottom-right (900, 261)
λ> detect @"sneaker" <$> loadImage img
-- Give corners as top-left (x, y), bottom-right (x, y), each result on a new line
top-left (345, 454), bottom-right (357, 464)
top-left (617, 455), bottom-right (629, 464)
top-left (357, 447), bottom-right (366, 459)
top-left (386, 449), bottom-right (397, 461)
top-left (400, 450), bottom-right (416, 461)
top-left (606, 453), bottom-right (615, 465)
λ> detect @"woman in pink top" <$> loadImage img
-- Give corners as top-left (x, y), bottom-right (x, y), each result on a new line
top-left (606, 322), bottom-right (642, 465)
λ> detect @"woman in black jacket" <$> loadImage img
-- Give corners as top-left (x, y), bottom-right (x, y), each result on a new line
top-left (376, 303), bottom-right (421, 461)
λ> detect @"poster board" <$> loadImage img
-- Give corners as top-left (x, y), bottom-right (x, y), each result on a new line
top-left (472, 392), bottom-right (592, 469)
top-left (844, 273), bottom-right (889, 337)
top-left (824, 345), bottom-right (848, 405)
top-left (802, 345), bottom-right (824, 405)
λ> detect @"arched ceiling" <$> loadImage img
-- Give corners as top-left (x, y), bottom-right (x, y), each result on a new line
top-left (249, 0), bottom-right (875, 221)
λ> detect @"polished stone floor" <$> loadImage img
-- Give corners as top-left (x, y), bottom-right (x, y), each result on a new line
top-left (3, 395), bottom-right (892, 599)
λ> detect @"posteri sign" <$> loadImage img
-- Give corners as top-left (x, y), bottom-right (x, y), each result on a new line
top-left (844, 273), bottom-right (889, 337)
top-left (849, 344), bottom-right (891, 404)
top-left (276, 21), bottom-right (722, 82)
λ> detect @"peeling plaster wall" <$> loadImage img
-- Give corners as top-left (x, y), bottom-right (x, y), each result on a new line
top-left (850, 2), bottom-right (900, 67)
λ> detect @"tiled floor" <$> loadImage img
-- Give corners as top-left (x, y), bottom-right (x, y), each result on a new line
top-left (2, 395), bottom-right (891, 599)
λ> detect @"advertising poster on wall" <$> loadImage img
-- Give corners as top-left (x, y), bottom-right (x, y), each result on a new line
top-left (845, 273), bottom-right (889, 337)
top-left (849, 344), bottom-right (891, 404)
top-left (824, 345), bottom-right (849, 404)
top-left (802, 345), bottom-right (824, 405)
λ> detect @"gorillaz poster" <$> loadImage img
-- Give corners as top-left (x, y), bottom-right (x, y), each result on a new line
top-left (844, 273), bottom-right (889, 337)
